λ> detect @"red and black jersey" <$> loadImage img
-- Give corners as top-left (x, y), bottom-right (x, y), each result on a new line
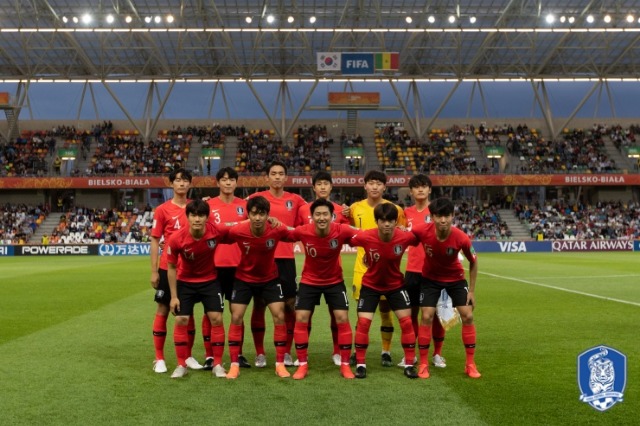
top-left (412, 223), bottom-right (477, 282)
top-left (227, 222), bottom-right (291, 283)
top-left (349, 228), bottom-right (418, 292)
top-left (165, 222), bottom-right (230, 283)
top-left (151, 200), bottom-right (189, 270)
top-left (207, 197), bottom-right (247, 267)
top-left (288, 222), bottom-right (358, 286)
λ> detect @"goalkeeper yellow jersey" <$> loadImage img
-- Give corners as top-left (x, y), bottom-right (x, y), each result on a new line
top-left (350, 199), bottom-right (407, 274)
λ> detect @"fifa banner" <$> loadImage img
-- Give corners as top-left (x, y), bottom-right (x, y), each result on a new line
top-left (317, 52), bottom-right (399, 74)
top-left (1, 174), bottom-right (639, 189)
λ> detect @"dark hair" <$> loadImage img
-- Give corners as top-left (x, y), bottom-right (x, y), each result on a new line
top-left (312, 171), bottom-right (333, 186)
top-left (247, 196), bottom-right (270, 214)
top-left (186, 199), bottom-right (210, 217)
top-left (169, 168), bottom-right (192, 183)
top-left (216, 166), bottom-right (238, 181)
top-left (364, 170), bottom-right (387, 184)
top-left (408, 173), bottom-right (433, 189)
top-left (429, 197), bottom-right (455, 216)
top-left (310, 198), bottom-right (334, 215)
top-left (267, 160), bottom-right (288, 175)
top-left (374, 203), bottom-right (398, 221)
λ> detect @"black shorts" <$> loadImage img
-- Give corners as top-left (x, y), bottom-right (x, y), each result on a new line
top-left (217, 267), bottom-right (237, 301)
top-left (420, 278), bottom-right (469, 308)
top-left (275, 258), bottom-right (297, 298)
top-left (295, 282), bottom-right (350, 311)
top-left (231, 279), bottom-right (285, 306)
top-left (404, 271), bottom-right (422, 307)
top-left (154, 268), bottom-right (171, 306)
top-left (357, 286), bottom-right (412, 313)
top-left (175, 280), bottom-right (224, 316)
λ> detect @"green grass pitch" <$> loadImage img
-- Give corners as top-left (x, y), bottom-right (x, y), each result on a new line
top-left (0, 252), bottom-right (638, 425)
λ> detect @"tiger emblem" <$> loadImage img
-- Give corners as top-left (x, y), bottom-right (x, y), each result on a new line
top-left (588, 355), bottom-right (615, 394)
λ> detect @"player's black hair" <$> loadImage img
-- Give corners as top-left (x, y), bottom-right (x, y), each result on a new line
top-left (312, 171), bottom-right (333, 186)
top-left (374, 203), bottom-right (398, 222)
top-left (364, 170), bottom-right (387, 184)
top-left (170, 167), bottom-right (192, 182)
top-left (408, 173), bottom-right (433, 189)
top-left (429, 197), bottom-right (455, 216)
top-left (186, 199), bottom-right (210, 217)
top-left (310, 198), bottom-right (334, 215)
top-left (267, 160), bottom-right (288, 175)
top-left (216, 166), bottom-right (238, 181)
top-left (247, 196), bottom-right (270, 214)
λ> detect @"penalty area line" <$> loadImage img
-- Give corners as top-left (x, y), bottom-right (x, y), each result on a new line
top-left (480, 271), bottom-right (640, 308)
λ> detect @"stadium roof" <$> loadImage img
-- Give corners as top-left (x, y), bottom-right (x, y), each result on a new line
top-left (3, 1), bottom-right (640, 81)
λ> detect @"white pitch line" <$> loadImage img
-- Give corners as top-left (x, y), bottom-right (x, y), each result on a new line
top-left (480, 271), bottom-right (640, 308)
top-left (518, 274), bottom-right (640, 280)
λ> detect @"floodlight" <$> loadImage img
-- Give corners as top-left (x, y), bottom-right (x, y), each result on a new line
top-left (586, 15), bottom-right (594, 24)
top-left (144, 16), bottom-right (152, 23)
top-left (469, 16), bottom-right (476, 24)
top-left (603, 15), bottom-right (612, 24)
top-left (448, 15), bottom-right (456, 24)
top-left (166, 15), bottom-right (174, 24)
top-left (545, 14), bottom-right (555, 24)
top-left (106, 14), bottom-right (115, 24)
top-left (287, 16), bottom-right (294, 23)
top-left (309, 16), bottom-right (316, 24)
top-left (267, 15), bottom-right (275, 24)
top-left (154, 16), bottom-right (161, 24)
top-left (427, 16), bottom-right (435, 24)
top-left (246, 16), bottom-right (252, 24)
top-left (125, 16), bottom-right (133, 24)
top-left (81, 14), bottom-right (92, 24)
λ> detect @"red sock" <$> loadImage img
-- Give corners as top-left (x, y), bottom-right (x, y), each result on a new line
top-left (462, 324), bottom-right (477, 365)
top-left (186, 315), bottom-right (196, 357)
top-left (294, 321), bottom-right (309, 363)
top-left (174, 324), bottom-right (189, 367)
top-left (329, 307), bottom-right (339, 355)
top-left (211, 324), bottom-right (225, 365)
top-left (202, 315), bottom-right (212, 359)
top-left (411, 313), bottom-right (419, 340)
top-left (337, 322), bottom-right (353, 364)
top-left (354, 317), bottom-right (372, 365)
top-left (417, 324), bottom-right (432, 365)
top-left (240, 321), bottom-right (245, 354)
top-left (228, 323), bottom-right (243, 363)
top-left (399, 316), bottom-right (416, 364)
top-left (152, 314), bottom-right (168, 360)
top-left (274, 324), bottom-right (287, 363)
top-left (250, 307), bottom-right (266, 356)
top-left (284, 309), bottom-right (296, 354)
top-left (432, 316), bottom-right (446, 356)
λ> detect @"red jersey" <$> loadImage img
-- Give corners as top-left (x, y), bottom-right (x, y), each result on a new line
top-left (151, 200), bottom-right (189, 270)
top-left (411, 223), bottom-right (477, 282)
top-left (227, 222), bottom-right (291, 283)
top-left (288, 223), bottom-right (358, 286)
top-left (250, 190), bottom-right (305, 259)
top-left (297, 201), bottom-right (350, 225)
top-left (349, 228), bottom-right (418, 292)
top-left (207, 197), bottom-right (247, 267)
top-left (404, 205), bottom-right (431, 273)
top-left (165, 222), bottom-right (230, 283)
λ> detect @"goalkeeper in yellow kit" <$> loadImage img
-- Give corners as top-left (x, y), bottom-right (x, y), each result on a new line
top-left (349, 170), bottom-right (406, 367)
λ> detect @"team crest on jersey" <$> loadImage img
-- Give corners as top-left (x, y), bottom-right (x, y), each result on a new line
top-left (266, 239), bottom-right (276, 248)
top-left (578, 345), bottom-right (626, 412)
top-left (425, 215), bottom-right (432, 223)
top-left (393, 244), bottom-right (403, 256)
top-left (207, 239), bottom-right (217, 249)
top-left (236, 207), bottom-right (245, 216)
top-left (285, 200), bottom-right (294, 211)
top-left (446, 247), bottom-right (456, 256)
top-left (329, 239), bottom-right (339, 249)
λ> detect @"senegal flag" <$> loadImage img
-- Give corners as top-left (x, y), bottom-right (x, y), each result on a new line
top-left (374, 52), bottom-right (399, 70)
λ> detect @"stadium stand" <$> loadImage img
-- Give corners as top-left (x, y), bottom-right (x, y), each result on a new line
top-left (514, 200), bottom-right (639, 240)
top-left (0, 204), bottom-right (48, 244)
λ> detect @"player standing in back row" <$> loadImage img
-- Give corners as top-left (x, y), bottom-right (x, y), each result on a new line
top-left (249, 161), bottom-right (306, 367)
top-left (149, 168), bottom-right (203, 373)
